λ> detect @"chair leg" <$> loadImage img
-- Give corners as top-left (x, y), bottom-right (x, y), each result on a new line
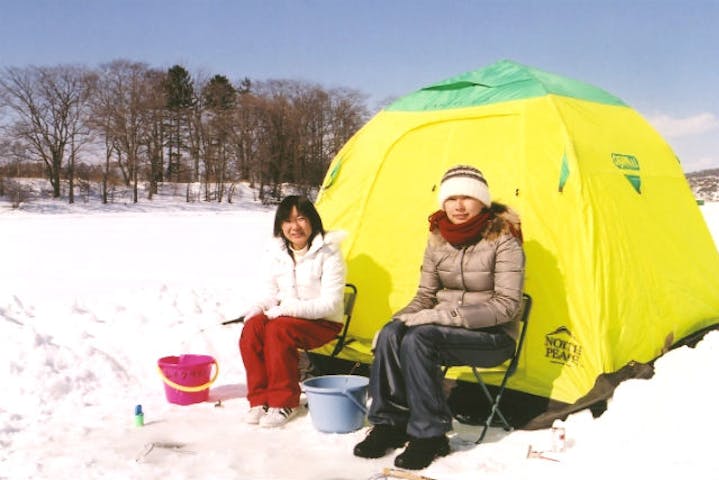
top-left (472, 367), bottom-right (513, 443)
top-left (477, 423), bottom-right (490, 444)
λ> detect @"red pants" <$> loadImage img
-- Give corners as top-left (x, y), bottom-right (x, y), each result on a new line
top-left (239, 313), bottom-right (342, 408)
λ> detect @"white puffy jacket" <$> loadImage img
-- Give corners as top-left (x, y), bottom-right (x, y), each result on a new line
top-left (253, 231), bottom-right (347, 324)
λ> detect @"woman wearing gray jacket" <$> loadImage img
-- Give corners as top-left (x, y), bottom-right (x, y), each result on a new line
top-left (353, 165), bottom-right (525, 470)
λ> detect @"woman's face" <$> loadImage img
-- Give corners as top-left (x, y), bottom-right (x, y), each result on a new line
top-left (443, 195), bottom-right (484, 224)
top-left (281, 206), bottom-right (313, 249)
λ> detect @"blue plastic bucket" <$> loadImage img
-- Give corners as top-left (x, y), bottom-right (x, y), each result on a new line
top-left (302, 375), bottom-right (369, 433)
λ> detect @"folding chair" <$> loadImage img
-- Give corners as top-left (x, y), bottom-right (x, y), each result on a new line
top-left (446, 293), bottom-right (532, 443)
top-left (300, 283), bottom-right (358, 379)
top-left (329, 283), bottom-right (358, 357)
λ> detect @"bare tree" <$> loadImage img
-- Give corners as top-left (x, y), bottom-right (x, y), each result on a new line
top-left (252, 81), bottom-right (296, 202)
top-left (1, 61), bottom-right (370, 205)
top-left (230, 80), bottom-right (261, 188)
top-left (89, 60), bottom-right (159, 203)
top-left (66, 72), bottom-right (96, 204)
top-left (143, 69), bottom-right (168, 199)
top-left (228, 78), bottom-right (255, 183)
top-left (327, 87), bottom-right (369, 159)
top-left (247, 79), bottom-right (368, 200)
top-left (0, 65), bottom-right (94, 198)
top-left (87, 62), bottom-right (121, 204)
top-left (292, 83), bottom-right (330, 196)
top-left (0, 141), bottom-right (33, 207)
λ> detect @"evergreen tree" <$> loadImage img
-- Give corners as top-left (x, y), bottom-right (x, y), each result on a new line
top-left (164, 65), bottom-right (194, 181)
top-left (203, 75), bottom-right (236, 111)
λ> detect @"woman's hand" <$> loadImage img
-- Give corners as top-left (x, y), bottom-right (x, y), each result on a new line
top-left (397, 309), bottom-right (437, 326)
top-left (264, 305), bottom-right (285, 319)
top-left (397, 309), bottom-right (456, 326)
top-left (242, 306), bottom-right (263, 320)
top-left (265, 299), bottom-right (301, 319)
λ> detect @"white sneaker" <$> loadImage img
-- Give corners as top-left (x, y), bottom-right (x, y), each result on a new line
top-left (244, 405), bottom-right (267, 425)
top-left (259, 407), bottom-right (298, 428)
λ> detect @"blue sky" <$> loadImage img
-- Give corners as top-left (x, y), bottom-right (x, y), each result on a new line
top-left (1, 0), bottom-right (718, 172)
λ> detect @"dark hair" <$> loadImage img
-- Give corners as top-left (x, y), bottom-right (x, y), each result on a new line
top-left (273, 195), bottom-right (325, 252)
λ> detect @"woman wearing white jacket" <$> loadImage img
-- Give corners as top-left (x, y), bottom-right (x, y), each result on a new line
top-left (239, 195), bottom-right (346, 428)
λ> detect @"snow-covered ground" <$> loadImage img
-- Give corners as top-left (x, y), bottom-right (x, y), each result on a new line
top-left (1, 190), bottom-right (718, 480)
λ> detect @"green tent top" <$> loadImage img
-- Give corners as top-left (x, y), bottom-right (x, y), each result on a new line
top-left (386, 59), bottom-right (627, 112)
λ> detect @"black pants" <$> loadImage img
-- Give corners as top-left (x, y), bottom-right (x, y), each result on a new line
top-left (368, 320), bottom-right (515, 438)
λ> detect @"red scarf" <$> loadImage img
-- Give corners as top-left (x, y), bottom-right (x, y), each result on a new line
top-left (428, 209), bottom-right (492, 247)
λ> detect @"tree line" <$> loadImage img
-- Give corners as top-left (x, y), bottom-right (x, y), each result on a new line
top-left (0, 60), bottom-right (371, 204)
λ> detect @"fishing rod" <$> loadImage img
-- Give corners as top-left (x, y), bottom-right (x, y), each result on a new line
top-left (220, 316), bottom-right (245, 326)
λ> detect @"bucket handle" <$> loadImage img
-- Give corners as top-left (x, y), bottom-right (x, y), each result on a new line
top-left (157, 360), bottom-right (219, 393)
top-left (341, 389), bottom-right (368, 415)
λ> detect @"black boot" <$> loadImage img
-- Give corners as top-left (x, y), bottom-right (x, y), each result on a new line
top-left (353, 424), bottom-right (408, 458)
top-left (394, 435), bottom-right (450, 470)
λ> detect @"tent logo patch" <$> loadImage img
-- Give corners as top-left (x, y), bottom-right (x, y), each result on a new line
top-left (322, 155), bottom-right (345, 190)
top-left (545, 326), bottom-right (582, 366)
top-left (612, 153), bottom-right (641, 193)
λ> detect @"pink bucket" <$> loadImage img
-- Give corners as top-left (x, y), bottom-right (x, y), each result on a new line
top-left (157, 354), bottom-right (219, 405)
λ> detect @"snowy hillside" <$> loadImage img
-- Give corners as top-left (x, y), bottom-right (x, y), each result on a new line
top-left (688, 168), bottom-right (719, 202)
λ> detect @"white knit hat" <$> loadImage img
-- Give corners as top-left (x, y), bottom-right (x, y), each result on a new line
top-left (438, 165), bottom-right (491, 208)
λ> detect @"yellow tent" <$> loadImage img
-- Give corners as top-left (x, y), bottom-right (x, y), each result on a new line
top-left (314, 60), bottom-right (719, 406)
